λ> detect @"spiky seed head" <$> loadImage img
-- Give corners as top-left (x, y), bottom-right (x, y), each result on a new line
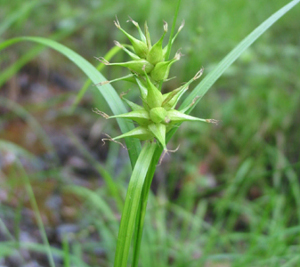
top-left (96, 18), bottom-right (217, 148)
top-left (150, 107), bottom-right (167, 123)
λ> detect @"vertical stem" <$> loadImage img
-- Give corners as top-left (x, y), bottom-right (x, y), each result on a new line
top-left (16, 161), bottom-right (56, 267)
top-left (132, 146), bottom-right (164, 267)
top-left (165, 0), bottom-right (182, 61)
top-left (114, 142), bottom-right (157, 267)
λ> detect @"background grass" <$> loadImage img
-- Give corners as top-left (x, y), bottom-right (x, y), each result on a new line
top-left (0, 0), bottom-right (299, 266)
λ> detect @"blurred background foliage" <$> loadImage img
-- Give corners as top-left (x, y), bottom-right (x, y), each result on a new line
top-left (0, 0), bottom-right (300, 266)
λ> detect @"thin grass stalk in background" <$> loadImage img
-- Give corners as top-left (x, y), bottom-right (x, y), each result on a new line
top-left (15, 161), bottom-right (56, 267)
top-left (62, 235), bottom-right (70, 267)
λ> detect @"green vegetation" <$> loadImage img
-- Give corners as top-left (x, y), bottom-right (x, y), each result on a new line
top-left (0, 0), bottom-right (300, 266)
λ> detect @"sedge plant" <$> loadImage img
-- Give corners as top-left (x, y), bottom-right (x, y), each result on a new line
top-left (0, 0), bottom-right (299, 266)
top-left (93, 1), bottom-right (300, 265)
top-left (95, 16), bottom-right (219, 267)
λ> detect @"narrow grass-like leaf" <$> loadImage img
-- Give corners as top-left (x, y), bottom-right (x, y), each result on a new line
top-left (132, 145), bottom-right (162, 267)
top-left (114, 142), bottom-right (157, 267)
top-left (0, 36), bottom-right (141, 167)
top-left (64, 185), bottom-right (117, 226)
top-left (15, 161), bottom-right (56, 267)
top-left (0, 9), bottom-right (110, 88)
top-left (70, 45), bottom-right (121, 112)
top-left (181, 0), bottom-right (300, 112)
top-left (164, 0), bottom-right (182, 61)
top-left (62, 236), bottom-right (70, 267)
top-left (0, 24), bottom-right (81, 88)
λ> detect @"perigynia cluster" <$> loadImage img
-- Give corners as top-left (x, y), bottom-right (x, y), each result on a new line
top-left (95, 17), bottom-right (217, 151)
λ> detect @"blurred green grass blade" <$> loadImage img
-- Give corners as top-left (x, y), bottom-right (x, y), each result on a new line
top-left (16, 161), bottom-right (56, 267)
top-left (181, 0), bottom-right (300, 112)
top-left (0, 36), bottom-right (141, 167)
top-left (64, 185), bottom-right (117, 228)
top-left (0, 0), bottom-right (39, 36)
top-left (70, 45), bottom-right (121, 113)
top-left (114, 142), bottom-right (156, 267)
top-left (0, 24), bottom-right (80, 88)
top-left (62, 235), bottom-right (70, 267)
top-left (164, 0), bottom-right (182, 61)
top-left (0, 8), bottom-right (104, 88)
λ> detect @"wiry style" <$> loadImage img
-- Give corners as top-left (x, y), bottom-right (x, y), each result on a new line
top-left (95, 18), bottom-right (217, 151)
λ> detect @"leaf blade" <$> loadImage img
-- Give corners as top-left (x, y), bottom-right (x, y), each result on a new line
top-left (113, 142), bottom-right (157, 267)
top-left (0, 36), bottom-right (141, 166)
top-left (181, 0), bottom-right (300, 112)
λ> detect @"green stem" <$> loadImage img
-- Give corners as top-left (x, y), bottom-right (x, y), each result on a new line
top-left (114, 142), bottom-right (157, 267)
top-left (16, 161), bottom-right (56, 267)
top-left (132, 147), bottom-right (163, 267)
top-left (165, 0), bottom-right (182, 61)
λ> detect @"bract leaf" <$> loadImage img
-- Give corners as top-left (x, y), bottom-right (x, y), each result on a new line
top-left (113, 126), bottom-right (154, 141)
top-left (148, 123), bottom-right (166, 149)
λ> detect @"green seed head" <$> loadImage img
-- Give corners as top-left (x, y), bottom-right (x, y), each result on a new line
top-left (111, 59), bottom-right (154, 75)
top-left (114, 18), bottom-right (148, 59)
top-left (150, 51), bottom-right (181, 82)
top-left (150, 107), bottom-right (167, 123)
top-left (147, 21), bottom-right (168, 65)
top-left (143, 68), bottom-right (163, 108)
top-left (96, 18), bottom-right (217, 149)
